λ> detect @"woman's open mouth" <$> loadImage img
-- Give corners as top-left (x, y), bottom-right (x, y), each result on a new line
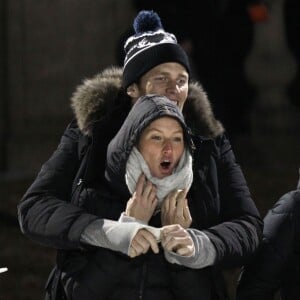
top-left (159, 160), bottom-right (173, 176)
top-left (160, 160), bottom-right (171, 169)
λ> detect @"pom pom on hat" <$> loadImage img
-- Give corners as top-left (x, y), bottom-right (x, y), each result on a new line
top-left (133, 10), bottom-right (163, 33)
top-left (122, 10), bottom-right (190, 88)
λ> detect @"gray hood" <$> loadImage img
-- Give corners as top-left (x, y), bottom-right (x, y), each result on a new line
top-left (105, 94), bottom-right (193, 194)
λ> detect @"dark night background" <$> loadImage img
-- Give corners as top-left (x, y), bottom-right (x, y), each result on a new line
top-left (0, 1), bottom-right (299, 299)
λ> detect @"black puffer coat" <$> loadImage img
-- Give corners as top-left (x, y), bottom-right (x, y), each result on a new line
top-left (18, 67), bottom-right (263, 300)
top-left (236, 185), bottom-right (300, 300)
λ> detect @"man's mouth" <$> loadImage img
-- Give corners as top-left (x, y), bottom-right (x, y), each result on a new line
top-left (169, 99), bottom-right (179, 106)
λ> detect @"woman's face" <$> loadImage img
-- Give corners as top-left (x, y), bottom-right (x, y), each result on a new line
top-left (138, 117), bottom-right (184, 178)
top-left (129, 62), bottom-right (189, 111)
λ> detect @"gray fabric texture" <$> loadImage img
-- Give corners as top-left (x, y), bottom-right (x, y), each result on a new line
top-left (81, 219), bottom-right (161, 255)
top-left (164, 229), bottom-right (217, 269)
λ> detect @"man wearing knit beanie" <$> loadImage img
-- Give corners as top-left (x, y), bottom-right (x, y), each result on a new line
top-left (122, 10), bottom-right (190, 88)
top-left (18, 9), bottom-right (263, 300)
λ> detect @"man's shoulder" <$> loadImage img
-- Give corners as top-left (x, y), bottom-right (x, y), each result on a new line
top-left (184, 82), bottom-right (224, 138)
top-left (70, 66), bottom-right (123, 134)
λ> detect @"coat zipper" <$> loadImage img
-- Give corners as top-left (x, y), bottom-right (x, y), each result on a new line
top-left (138, 262), bottom-right (147, 300)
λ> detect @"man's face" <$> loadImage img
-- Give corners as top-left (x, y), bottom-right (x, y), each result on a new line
top-left (130, 62), bottom-right (189, 111)
top-left (138, 117), bottom-right (184, 179)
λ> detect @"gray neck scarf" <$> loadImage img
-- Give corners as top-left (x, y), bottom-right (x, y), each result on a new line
top-left (125, 147), bottom-right (193, 207)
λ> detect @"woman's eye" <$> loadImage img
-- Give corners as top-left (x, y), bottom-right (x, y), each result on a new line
top-left (173, 137), bottom-right (183, 142)
top-left (151, 135), bottom-right (162, 141)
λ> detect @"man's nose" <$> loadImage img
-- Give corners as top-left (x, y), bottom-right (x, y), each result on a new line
top-left (167, 80), bottom-right (179, 92)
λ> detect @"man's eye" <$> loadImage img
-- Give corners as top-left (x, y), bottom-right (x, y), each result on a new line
top-left (177, 78), bottom-right (187, 86)
top-left (154, 76), bottom-right (167, 82)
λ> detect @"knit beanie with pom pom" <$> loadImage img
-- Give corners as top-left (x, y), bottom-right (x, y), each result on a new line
top-left (122, 10), bottom-right (190, 88)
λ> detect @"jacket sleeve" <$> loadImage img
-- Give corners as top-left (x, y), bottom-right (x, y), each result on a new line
top-left (203, 134), bottom-right (263, 268)
top-left (17, 121), bottom-right (99, 250)
top-left (236, 191), bottom-right (300, 300)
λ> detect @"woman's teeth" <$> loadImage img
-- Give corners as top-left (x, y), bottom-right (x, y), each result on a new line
top-left (161, 160), bottom-right (171, 169)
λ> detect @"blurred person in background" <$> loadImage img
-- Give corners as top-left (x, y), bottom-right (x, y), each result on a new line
top-left (236, 168), bottom-right (300, 300)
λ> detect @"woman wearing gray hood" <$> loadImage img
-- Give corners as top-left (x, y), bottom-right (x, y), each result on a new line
top-left (63, 94), bottom-right (213, 299)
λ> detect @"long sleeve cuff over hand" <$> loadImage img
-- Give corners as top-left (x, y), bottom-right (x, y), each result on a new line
top-left (80, 219), bottom-right (161, 255)
top-left (164, 230), bottom-right (217, 269)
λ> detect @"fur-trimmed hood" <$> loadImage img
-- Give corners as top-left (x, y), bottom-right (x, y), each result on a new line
top-left (71, 66), bottom-right (224, 138)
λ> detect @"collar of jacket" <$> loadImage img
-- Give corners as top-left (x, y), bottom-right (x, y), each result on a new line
top-left (70, 66), bottom-right (224, 139)
top-left (191, 135), bottom-right (218, 168)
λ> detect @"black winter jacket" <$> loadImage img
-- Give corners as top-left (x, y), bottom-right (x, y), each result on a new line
top-left (17, 67), bottom-right (263, 300)
top-left (236, 187), bottom-right (300, 300)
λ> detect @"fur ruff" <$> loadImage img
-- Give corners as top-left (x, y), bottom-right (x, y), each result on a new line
top-left (70, 66), bottom-right (224, 138)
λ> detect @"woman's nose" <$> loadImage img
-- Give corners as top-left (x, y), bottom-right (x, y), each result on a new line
top-left (163, 141), bottom-right (172, 153)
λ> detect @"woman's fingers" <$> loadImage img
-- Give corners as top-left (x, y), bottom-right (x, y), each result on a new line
top-left (161, 189), bottom-right (192, 228)
top-left (176, 245), bottom-right (194, 256)
top-left (183, 198), bottom-right (192, 226)
top-left (126, 174), bottom-right (157, 222)
top-left (129, 229), bottom-right (159, 258)
top-left (143, 181), bottom-right (157, 205)
top-left (136, 173), bottom-right (157, 204)
top-left (161, 225), bottom-right (194, 256)
top-left (174, 189), bottom-right (186, 218)
top-left (135, 173), bottom-right (146, 196)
